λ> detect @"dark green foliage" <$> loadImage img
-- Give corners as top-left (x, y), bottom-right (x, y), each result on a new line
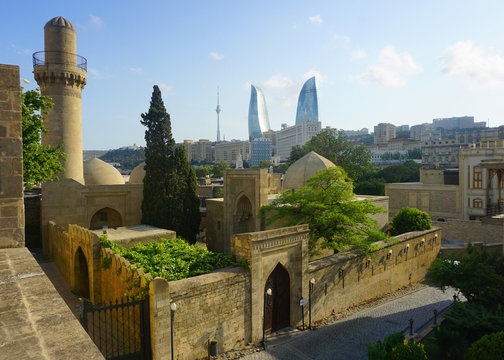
top-left (99, 236), bottom-right (245, 281)
top-left (356, 161), bottom-right (421, 196)
top-left (288, 130), bottom-right (374, 181)
top-left (428, 245), bottom-right (504, 306)
top-left (99, 148), bottom-right (145, 170)
top-left (466, 331), bottom-right (504, 360)
top-left (261, 167), bottom-right (389, 254)
top-left (175, 146), bottom-right (201, 244)
top-left (140, 86), bottom-right (200, 242)
top-left (389, 207), bottom-right (431, 236)
top-left (407, 148), bottom-right (422, 160)
top-left (21, 87), bottom-right (66, 188)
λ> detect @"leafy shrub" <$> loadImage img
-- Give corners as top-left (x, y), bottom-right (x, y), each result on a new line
top-left (389, 207), bottom-right (431, 236)
top-left (466, 331), bottom-right (504, 360)
top-left (428, 245), bottom-right (504, 306)
top-left (390, 339), bottom-right (427, 360)
top-left (100, 236), bottom-right (246, 281)
top-left (367, 332), bottom-right (405, 360)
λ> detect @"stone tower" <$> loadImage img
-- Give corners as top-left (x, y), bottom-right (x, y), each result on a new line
top-left (33, 16), bottom-right (87, 181)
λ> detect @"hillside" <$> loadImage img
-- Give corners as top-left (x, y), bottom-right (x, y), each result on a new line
top-left (99, 147), bottom-right (145, 171)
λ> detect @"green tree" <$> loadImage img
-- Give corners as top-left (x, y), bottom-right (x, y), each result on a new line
top-left (210, 161), bottom-right (229, 177)
top-left (288, 130), bottom-right (373, 181)
top-left (428, 245), bottom-right (504, 306)
top-left (195, 165), bottom-right (209, 178)
top-left (174, 146), bottom-right (201, 244)
top-left (21, 87), bottom-right (65, 188)
top-left (389, 207), bottom-right (431, 236)
top-left (258, 160), bottom-right (273, 168)
top-left (140, 85), bottom-right (178, 230)
top-left (466, 331), bottom-right (504, 360)
top-left (260, 167), bottom-right (388, 253)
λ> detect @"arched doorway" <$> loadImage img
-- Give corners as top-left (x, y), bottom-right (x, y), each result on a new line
top-left (233, 195), bottom-right (254, 234)
top-left (74, 247), bottom-right (90, 299)
top-left (264, 263), bottom-right (290, 334)
top-left (90, 207), bottom-right (122, 230)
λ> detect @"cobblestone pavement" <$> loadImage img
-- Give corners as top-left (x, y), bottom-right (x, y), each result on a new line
top-left (238, 286), bottom-right (457, 360)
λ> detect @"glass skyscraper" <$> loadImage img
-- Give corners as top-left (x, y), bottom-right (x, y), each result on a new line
top-left (295, 76), bottom-right (318, 125)
top-left (248, 85), bottom-right (271, 141)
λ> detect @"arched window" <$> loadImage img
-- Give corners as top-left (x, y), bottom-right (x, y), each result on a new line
top-left (90, 207), bottom-right (122, 230)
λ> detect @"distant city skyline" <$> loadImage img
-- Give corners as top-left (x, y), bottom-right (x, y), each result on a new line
top-left (3, 1), bottom-right (504, 149)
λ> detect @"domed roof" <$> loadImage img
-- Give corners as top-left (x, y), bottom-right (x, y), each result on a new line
top-left (129, 162), bottom-right (145, 184)
top-left (283, 151), bottom-right (335, 190)
top-left (45, 16), bottom-right (75, 31)
top-left (83, 157), bottom-right (125, 185)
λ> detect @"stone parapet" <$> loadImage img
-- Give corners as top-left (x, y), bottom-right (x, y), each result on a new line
top-left (0, 64), bottom-right (24, 248)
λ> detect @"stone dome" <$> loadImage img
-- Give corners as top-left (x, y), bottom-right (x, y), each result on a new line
top-left (45, 16), bottom-right (75, 31)
top-left (283, 151), bottom-right (335, 190)
top-left (128, 162), bottom-right (145, 184)
top-left (83, 157), bottom-right (125, 185)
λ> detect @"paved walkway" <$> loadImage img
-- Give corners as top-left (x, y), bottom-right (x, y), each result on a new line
top-left (241, 286), bottom-right (457, 360)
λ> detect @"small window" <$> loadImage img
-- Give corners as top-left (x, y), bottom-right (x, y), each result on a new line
top-left (473, 168), bottom-right (482, 189)
top-left (473, 198), bottom-right (483, 208)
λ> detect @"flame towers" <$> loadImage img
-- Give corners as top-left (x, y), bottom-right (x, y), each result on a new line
top-left (248, 85), bottom-right (271, 141)
top-left (295, 76), bottom-right (318, 125)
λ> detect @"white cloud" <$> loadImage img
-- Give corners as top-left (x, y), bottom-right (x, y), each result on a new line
top-left (258, 70), bottom-right (327, 107)
top-left (441, 40), bottom-right (504, 87)
top-left (209, 51), bottom-right (224, 60)
top-left (159, 83), bottom-right (175, 96)
top-left (129, 67), bottom-right (145, 75)
top-left (356, 45), bottom-right (422, 87)
top-left (89, 14), bottom-right (104, 29)
top-left (262, 75), bottom-right (296, 90)
top-left (334, 35), bottom-right (351, 45)
top-left (309, 15), bottom-right (323, 24)
top-left (352, 50), bottom-right (367, 60)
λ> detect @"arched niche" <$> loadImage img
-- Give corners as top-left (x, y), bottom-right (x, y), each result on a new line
top-left (90, 207), bottom-right (122, 230)
top-left (233, 194), bottom-right (254, 234)
top-left (74, 246), bottom-right (90, 298)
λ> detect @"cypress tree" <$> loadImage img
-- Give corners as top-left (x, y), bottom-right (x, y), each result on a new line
top-left (140, 85), bottom-right (201, 242)
top-left (140, 85), bottom-right (176, 229)
top-left (174, 146), bottom-right (201, 244)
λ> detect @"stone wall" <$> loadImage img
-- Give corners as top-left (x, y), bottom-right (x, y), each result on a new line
top-left (99, 247), bottom-right (150, 303)
top-left (307, 228), bottom-right (441, 322)
top-left (433, 218), bottom-right (504, 244)
top-left (149, 267), bottom-right (251, 360)
top-left (47, 222), bottom-right (101, 303)
top-left (386, 183), bottom-right (460, 219)
top-left (0, 64), bottom-right (24, 248)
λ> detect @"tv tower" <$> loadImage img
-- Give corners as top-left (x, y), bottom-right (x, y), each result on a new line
top-left (216, 87), bottom-right (221, 142)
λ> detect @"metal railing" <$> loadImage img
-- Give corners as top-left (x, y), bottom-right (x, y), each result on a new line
top-left (32, 51), bottom-right (87, 72)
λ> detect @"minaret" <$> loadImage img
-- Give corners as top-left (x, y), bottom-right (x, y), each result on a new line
top-left (216, 87), bottom-right (221, 142)
top-left (33, 16), bottom-right (87, 181)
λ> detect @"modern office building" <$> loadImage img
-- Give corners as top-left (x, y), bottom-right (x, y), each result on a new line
top-left (432, 116), bottom-right (480, 130)
top-left (295, 76), bottom-right (318, 125)
top-left (248, 85), bottom-right (271, 141)
top-left (250, 138), bottom-right (272, 167)
top-left (276, 121), bottom-right (322, 161)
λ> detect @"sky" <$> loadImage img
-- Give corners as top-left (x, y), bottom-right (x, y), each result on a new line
top-left (3, 0), bottom-right (504, 150)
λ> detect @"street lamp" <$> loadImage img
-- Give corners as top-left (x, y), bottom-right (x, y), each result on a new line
top-left (170, 302), bottom-right (177, 360)
top-left (262, 288), bottom-right (272, 349)
top-left (309, 278), bottom-right (315, 329)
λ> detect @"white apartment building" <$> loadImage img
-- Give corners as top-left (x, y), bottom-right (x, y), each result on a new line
top-left (275, 121), bottom-right (322, 161)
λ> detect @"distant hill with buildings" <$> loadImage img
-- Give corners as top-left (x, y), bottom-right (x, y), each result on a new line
top-left (95, 146), bottom-right (145, 172)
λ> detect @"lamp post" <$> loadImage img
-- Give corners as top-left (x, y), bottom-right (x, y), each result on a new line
top-left (262, 288), bottom-right (272, 349)
top-left (170, 302), bottom-right (177, 360)
top-left (309, 278), bottom-right (315, 329)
